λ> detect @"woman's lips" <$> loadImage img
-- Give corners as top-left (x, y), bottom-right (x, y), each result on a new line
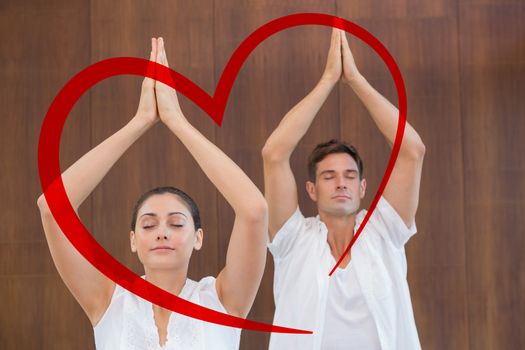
top-left (151, 246), bottom-right (175, 251)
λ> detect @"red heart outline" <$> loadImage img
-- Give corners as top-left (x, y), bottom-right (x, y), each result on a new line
top-left (38, 13), bottom-right (406, 332)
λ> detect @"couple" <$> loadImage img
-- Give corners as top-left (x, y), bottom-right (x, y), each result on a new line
top-left (38, 29), bottom-right (425, 350)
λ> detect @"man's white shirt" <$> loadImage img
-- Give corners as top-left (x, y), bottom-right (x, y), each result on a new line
top-left (268, 196), bottom-right (421, 350)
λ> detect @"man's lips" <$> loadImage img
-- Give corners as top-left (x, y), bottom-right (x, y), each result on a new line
top-left (332, 194), bottom-right (351, 200)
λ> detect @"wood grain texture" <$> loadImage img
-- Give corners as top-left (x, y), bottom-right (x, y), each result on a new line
top-left (459, 2), bottom-right (525, 349)
top-left (0, 0), bottom-right (523, 349)
top-left (0, 0), bottom-right (92, 349)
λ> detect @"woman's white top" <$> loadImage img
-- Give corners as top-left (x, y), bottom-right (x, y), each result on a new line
top-left (93, 276), bottom-right (241, 350)
top-left (320, 260), bottom-right (381, 349)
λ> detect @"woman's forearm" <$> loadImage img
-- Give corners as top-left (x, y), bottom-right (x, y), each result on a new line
top-left (164, 116), bottom-right (266, 218)
top-left (39, 116), bottom-right (154, 211)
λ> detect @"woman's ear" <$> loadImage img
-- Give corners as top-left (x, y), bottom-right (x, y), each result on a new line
top-left (194, 228), bottom-right (203, 251)
top-left (130, 231), bottom-right (137, 253)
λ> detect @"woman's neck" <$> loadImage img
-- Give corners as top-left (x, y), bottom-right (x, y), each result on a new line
top-left (143, 267), bottom-right (188, 296)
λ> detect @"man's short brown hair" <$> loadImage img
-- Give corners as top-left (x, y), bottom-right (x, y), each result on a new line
top-left (307, 139), bottom-right (364, 182)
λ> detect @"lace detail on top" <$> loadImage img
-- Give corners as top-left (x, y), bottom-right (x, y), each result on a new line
top-left (94, 276), bottom-right (240, 350)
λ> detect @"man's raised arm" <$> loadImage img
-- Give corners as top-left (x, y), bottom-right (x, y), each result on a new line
top-left (341, 30), bottom-right (426, 228)
top-left (262, 29), bottom-right (342, 240)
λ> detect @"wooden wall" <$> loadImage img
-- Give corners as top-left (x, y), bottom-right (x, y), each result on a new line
top-left (1, 0), bottom-right (523, 348)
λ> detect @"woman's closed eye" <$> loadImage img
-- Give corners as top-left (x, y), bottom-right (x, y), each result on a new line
top-left (143, 224), bottom-right (183, 229)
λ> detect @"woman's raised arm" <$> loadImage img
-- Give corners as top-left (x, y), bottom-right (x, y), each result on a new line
top-left (36, 39), bottom-right (159, 326)
top-left (154, 37), bottom-right (268, 318)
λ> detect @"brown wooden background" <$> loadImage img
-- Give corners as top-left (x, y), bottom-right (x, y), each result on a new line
top-left (1, 0), bottom-right (524, 349)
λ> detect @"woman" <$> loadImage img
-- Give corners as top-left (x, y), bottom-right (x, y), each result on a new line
top-left (37, 37), bottom-right (268, 349)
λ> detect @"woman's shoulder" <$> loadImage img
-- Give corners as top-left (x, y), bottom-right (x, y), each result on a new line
top-left (184, 275), bottom-right (216, 297)
top-left (185, 276), bottom-right (228, 313)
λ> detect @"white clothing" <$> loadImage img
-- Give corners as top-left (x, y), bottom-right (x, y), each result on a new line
top-left (94, 276), bottom-right (240, 350)
top-left (320, 260), bottom-right (381, 349)
top-left (268, 196), bottom-right (421, 350)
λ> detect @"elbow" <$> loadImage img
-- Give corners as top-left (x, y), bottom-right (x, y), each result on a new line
top-left (242, 198), bottom-right (269, 225)
top-left (261, 143), bottom-right (289, 163)
top-left (404, 138), bottom-right (426, 161)
top-left (261, 143), bottom-right (276, 161)
top-left (414, 141), bottom-right (426, 160)
top-left (252, 199), bottom-right (269, 221)
top-left (37, 194), bottom-right (50, 213)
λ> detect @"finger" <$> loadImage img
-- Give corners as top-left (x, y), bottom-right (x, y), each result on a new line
top-left (341, 29), bottom-right (352, 56)
top-left (159, 37), bottom-right (170, 68)
top-left (144, 38), bottom-right (157, 86)
top-left (158, 37), bottom-right (165, 66)
top-left (156, 37), bottom-right (163, 66)
top-left (331, 26), bottom-right (337, 41)
top-left (149, 46), bottom-right (155, 62)
top-left (340, 29), bottom-right (347, 46)
top-left (330, 27), bottom-right (339, 49)
top-left (152, 37), bottom-right (158, 61)
top-left (339, 30), bottom-right (345, 56)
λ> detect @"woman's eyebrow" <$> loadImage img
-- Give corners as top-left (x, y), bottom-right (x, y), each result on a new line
top-left (139, 212), bottom-right (188, 219)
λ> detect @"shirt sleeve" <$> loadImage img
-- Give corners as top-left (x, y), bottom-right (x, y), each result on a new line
top-left (374, 196), bottom-right (418, 248)
top-left (196, 276), bottom-right (229, 314)
top-left (267, 206), bottom-right (306, 261)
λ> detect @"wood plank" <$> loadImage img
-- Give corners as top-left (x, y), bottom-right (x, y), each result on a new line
top-left (459, 2), bottom-right (525, 349)
top-left (0, 0), bottom-right (92, 348)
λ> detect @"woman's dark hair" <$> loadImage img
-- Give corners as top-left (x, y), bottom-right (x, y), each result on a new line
top-left (307, 139), bottom-right (364, 182)
top-left (131, 186), bottom-right (201, 231)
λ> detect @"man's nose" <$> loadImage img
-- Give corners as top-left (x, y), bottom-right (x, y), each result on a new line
top-left (336, 176), bottom-right (347, 189)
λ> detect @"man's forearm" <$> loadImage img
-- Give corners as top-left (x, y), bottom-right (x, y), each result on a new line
top-left (262, 79), bottom-right (336, 161)
top-left (347, 75), bottom-right (425, 157)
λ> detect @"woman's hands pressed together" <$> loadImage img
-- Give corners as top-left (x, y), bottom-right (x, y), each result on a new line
top-left (134, 38), bottom-right (160, 128)
top-left (134, 37), bottom-right (187, 131)
top-left (153, 37), bottom-right (187, 128)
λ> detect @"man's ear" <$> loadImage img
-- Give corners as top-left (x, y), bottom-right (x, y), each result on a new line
top-left (130, 231), bottom-right (137, 253)
top-left (306, 181), bottom-right (317, 202)
top-left (194, 228), bottom-right (203, 251)
top-left (359, 178), bottom-right (367, 199)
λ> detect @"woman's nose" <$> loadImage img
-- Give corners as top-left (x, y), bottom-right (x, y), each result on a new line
top-left (156, 229), bottom-right (170, 240)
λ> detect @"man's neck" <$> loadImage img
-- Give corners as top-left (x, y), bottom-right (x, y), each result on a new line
top-left (319, 211), bottom-right (357, 265)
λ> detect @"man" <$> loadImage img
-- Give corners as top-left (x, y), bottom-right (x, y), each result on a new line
top-left (262, 28), bottom-right (425, 349)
